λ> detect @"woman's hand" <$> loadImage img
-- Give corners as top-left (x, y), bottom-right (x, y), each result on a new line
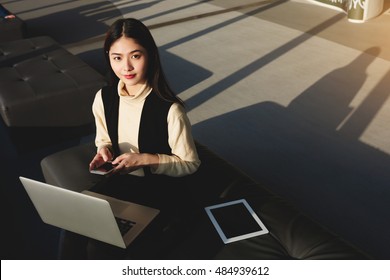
top-left (89, 146), bottom-right (114, 171)
top-left (111, 152), bottom-right (159, 174)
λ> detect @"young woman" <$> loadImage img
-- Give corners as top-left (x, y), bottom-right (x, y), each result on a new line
top-left (89, 18), bottom-right (200, 177)
top-left (60, 18), bottom-right (201, 259)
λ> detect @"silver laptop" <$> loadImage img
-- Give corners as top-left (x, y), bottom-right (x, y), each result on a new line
top-left (19, 176), bottom-right (160, 249)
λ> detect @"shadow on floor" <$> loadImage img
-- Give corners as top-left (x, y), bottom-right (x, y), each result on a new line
top-left (192, 50), bottom-right (390, 259)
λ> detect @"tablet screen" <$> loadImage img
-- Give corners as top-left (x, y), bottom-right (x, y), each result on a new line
top-left (205, 199), bottom-right (269, 243)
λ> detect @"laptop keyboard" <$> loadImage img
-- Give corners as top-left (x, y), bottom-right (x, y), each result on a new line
top-left (115, 217), bottom-right (136, 235)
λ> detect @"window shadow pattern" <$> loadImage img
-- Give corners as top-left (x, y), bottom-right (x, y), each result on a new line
top-left (192, 50), bottom-right (390, 259)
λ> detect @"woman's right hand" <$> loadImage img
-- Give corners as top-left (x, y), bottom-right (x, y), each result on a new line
top-left (89, 146), bottom-right (113, 171)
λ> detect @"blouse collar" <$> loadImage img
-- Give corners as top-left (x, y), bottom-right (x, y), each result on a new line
top-left (117, 80), bottom-right (152, 101)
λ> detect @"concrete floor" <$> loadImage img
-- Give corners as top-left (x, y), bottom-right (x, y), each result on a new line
top-left (2, 0), bottom-right (390, 259)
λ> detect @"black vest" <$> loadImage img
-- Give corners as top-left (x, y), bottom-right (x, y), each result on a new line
top-left (101, 86), bottom-right (173, 175)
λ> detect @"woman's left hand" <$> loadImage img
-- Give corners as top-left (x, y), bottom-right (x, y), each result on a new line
top-left (111, 152), bottom-right (159, 174)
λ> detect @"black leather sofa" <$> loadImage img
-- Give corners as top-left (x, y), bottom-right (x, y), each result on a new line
top-left (40, 141), bottom-right (371, 259)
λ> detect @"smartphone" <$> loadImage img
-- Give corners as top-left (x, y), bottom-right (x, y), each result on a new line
top-left (90, 162), bottom-right (116, 175)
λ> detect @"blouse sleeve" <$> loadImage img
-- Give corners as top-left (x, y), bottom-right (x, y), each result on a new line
top-left (92, 89), bottom-right (113, 152)
top-left (152, 103), bottom-right (201, 177)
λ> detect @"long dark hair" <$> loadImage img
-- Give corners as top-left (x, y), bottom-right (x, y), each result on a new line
top-left (104, 18), bottom-right (184, 106)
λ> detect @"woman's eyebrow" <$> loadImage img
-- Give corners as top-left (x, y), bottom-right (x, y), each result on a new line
top-left (110, 49), bottom-right (142, 55)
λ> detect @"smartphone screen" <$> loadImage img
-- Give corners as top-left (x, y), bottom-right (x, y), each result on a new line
top-left (90, 162), bottom-right (116, 175)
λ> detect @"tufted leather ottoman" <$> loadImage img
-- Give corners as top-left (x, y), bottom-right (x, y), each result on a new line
top-left (0, 36), bottom-right (107, 127)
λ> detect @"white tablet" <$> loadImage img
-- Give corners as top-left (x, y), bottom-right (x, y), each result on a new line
top-left (205, 199), bottom-right (269, 244)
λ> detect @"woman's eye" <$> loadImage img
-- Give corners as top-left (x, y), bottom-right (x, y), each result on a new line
top-left (112, 56), bottom-right (121, 61)
top-left (131, 54), bottom-right (141, 59)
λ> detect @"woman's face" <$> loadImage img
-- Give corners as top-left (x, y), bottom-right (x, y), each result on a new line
top-left (109, 36), bottom-right (149, 95)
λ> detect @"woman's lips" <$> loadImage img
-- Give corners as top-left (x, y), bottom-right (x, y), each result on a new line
top-left (124, 74), bottom-right (136, 79)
